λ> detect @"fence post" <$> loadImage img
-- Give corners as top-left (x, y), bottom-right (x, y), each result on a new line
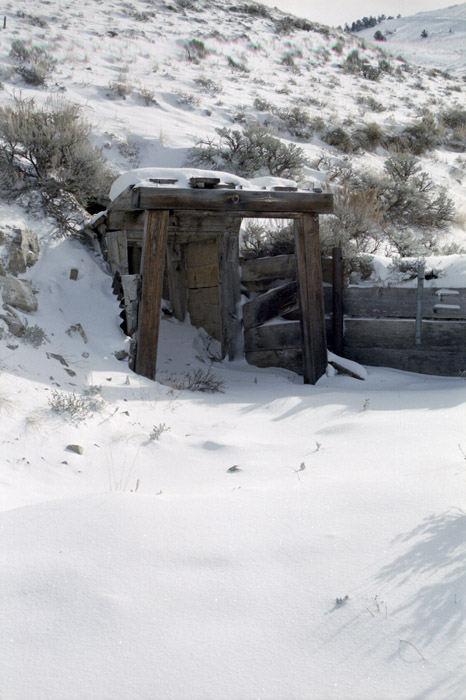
top-left (415, 263), bottom-right (425, 345)
top-left (332, 246), bottom-right (344, 356)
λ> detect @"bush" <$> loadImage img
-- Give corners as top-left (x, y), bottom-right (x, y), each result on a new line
top-left (48, 388), bottom-right (104, 421)
top-left (229, 3), bottom-right (271, 18)
top-left (9, 39), bottom-right (56, 85)
top-left (240, 220), bottom-right (294, 259)
top-left (352, 153), bottom-right (456, 244)
top-left (274, 17), bottom-right (315, 34)
top-left (183, 38), bottom-right (208, 62)
top-left (0, 96), bottom-right (112, 209)
top-left (321, 184), bottom-right (386, 256)
top-left (107, 79), bottom-right (132, 99)
top-left (323, 126), bottom-right (354, 153)
top-left (275, 106), bottom-right (313, 138)
top-left (169, 368), bottom-right (225, 393)
top-left (353, 122), bottom-right (384, 151)
top-left (402, 116), bottom-right (438, 154)
top-left (344, 50), bottom-right (380, 80)
top-left (187, 124), bottom-right (307, 179)
top-left (441, 107), bottom-right (466, 129)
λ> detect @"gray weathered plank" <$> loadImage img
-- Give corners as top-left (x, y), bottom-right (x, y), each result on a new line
top-left (135, 210), bottom-right (169, 380)
top-left (120, 274), bottom-right (140, 336)
top-left (344, 347), bottom-right (466, 377)
top-left (344, 319), bottom-right (466, 349)
top-left (343, 287), bottom-right (466, 320)
top-left (106, 230), bottom-right (129, 275)
top-left (332, 246), bottom-right (344, 356)
top-left (241, 255), bottom-right (333, 289)
top-left (242, 282), bottom-right (298, 330)
top-left (166, 241), bottom-right (187, 321)
top-left (294, 215), bottom-right (327, 384)
top-left (241, 255), bottom-right (296, 283)
top-left (128, 186), bottom-right (333, 215)
top-left (245, 349), bottom-right (303, 375)
top-left (244, 322), bottom-right (301, 352)
top-left (188, 287), bottom-right (221, 341)
top-left (219, 231), bottom-right (242, 359)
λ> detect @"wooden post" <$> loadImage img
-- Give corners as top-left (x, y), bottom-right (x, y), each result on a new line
top-left (166, 240), bottom-right (187, 322)
top-left (219, 230), bottom-right (242, 360)
top-left (415, 263), bottom-right (425, 345)
top-left (135, 210), bottom-right (169, 380)
top-left (294, 214), bottom-right (327, 384)
top-left (332, 246), bottom-right (344, 357)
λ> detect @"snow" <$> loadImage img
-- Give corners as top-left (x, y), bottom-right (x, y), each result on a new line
top-left (0, 1), bottom-right (466, 699)
top-left (359, 3), bottom-right (466, 75)
top-left (109, 167), bottom-right (299, 200)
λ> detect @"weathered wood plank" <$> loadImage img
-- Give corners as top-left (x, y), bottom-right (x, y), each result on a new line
top-left (135, 210), bottom-right (169, 380)
top-left (106, 230), bottom-right (129, 275)
top-left (294, 214), bottom-right (327, 384)
top-left (188, 287), bottom-right (221, 341)
top-left (171, 214), bottom-right (240, 236)
top-left (129, 187), bottom-right (333, 215)
top-left (241, 255), bottom-right (333, 288)
top-left (343, 287), bottom-right (466, 319)
top-left (245, 349), bottom-right (303, 375)
top-left (241, 254), bottom-right (296, 283)
top-left (344, 319), bottom-right (466, 349)
top-left (187, 264), bottom-right (219, 289)
top-left (332, 246), bottom-right (344, 356)
top-left (242, 282), bottom-right (298, 330)
top-left (166, 241), bottom-right (187, 321)
top-left (219, 231), bottom-right (242, 359)
top-left (120, 274), bottom-right (140, 336)
top-left (244, 322), bottom-right (301, 352)
top-left (344, 347), bottom-right (466, 377)
top-left (185, 239), bottom-right (219, 268)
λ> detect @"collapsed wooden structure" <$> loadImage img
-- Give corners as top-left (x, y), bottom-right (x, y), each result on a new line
top-left (102, 176), bottom-right (333, 384)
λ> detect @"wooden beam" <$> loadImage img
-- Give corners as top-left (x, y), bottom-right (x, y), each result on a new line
top-left (219, 230), bottom-right (242, 359)
top-left (332, 246), bottom-right (344, 356)
top-left (166, 241), bottom-right (187, 321)
top-left (125, 186), bottom-right (333, 215)
top-left (242, 282), bottom-right (297, 330)
top-left (294, 214), bottom-right (327, 384)
top-left (135, 210), bottom-right (169, 380)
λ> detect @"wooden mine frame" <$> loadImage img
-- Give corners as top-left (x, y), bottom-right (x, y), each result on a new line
top-left (107, 185), bottom-right (333, 385)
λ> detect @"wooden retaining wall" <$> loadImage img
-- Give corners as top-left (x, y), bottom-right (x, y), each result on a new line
top-left (241, 254), bottom-right (466, 377)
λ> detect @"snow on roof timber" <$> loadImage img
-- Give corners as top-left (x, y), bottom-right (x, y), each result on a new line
top-left (109, 185), bottom-right (333, 217)
top-left (108, 168), bottom-right (333, 217)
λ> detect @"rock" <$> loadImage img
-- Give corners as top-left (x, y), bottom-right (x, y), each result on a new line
top-left (1, 277), bottom-right (38, 312)
top-left (69, 268), bottom-right (79, 280)
top-left (66, 323), bottom-right (88, 343)
top-left (7, 228), bottom-right (40, 276)
top-left (0, 262), bottom-right (6, 276)
top-left (114, 350), bottom-right (128, 361)
top-left (0, 312), bottom-right (26, 337)
top-left (66, 444), bottom-right (84, 455)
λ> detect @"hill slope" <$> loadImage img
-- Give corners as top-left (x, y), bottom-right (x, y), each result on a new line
top-left (0, 2), bottom-right (465, 700)
top-left (359, 2), bottom-right (466, 75)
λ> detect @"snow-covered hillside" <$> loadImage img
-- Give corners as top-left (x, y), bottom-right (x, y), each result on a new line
top-left (0, 2), bottom-right (465, 699)
top-left (359, 2), bottom-right (466, 75)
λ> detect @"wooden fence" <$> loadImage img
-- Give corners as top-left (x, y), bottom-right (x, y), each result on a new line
top-left (241, 253), bottom-right (466, 377)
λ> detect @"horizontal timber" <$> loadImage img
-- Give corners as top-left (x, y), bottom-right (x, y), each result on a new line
top-left (344, 347), bottom-right (466, 376)
top-left (121, 186), bottom-right (333, 215)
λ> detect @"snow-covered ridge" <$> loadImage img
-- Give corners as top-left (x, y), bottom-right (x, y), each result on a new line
top-left (359, 2), bottom-right (466, 75)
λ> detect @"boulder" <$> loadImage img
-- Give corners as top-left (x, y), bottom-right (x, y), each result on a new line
top-left (1, 277), bottom-right (38, 312)
top-left (8, 228), bottom-right (40, 276)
